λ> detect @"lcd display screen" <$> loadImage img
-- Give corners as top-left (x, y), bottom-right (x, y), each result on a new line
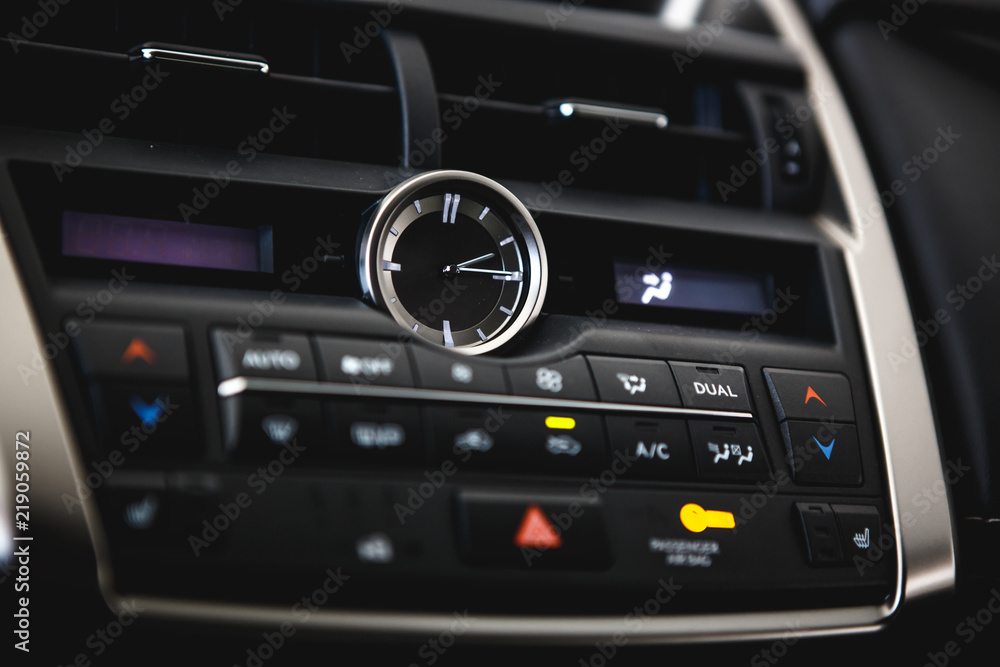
top-left (614, 259), bottom-right (774, 316)
top-left (62, 211), bottom-right (273, 273)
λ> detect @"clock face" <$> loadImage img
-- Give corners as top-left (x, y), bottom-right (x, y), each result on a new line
top-left (359, 171), bottom-right (547, 354)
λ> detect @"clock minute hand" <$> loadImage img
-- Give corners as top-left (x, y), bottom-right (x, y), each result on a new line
top-left (455, 252), bottom-right (495, 269)
top-left (457, 267), bottom-right (513, 276)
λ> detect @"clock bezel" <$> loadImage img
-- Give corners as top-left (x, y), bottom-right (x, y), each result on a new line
top-left (359, 170), bottom-right (548, 355)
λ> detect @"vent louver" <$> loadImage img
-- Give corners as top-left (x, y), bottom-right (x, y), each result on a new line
top-left (0, 0), bottom-right (402, 165)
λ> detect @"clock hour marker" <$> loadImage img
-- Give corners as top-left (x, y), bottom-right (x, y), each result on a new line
top-left (389, 226), bottom-right (399, 236)
top-left (493, 271), bottom-right (523, 282)
top-left (476, 328), bottom-right (487, 341)
top-left (442, 193), bottom-right (462, 224)
top-left (383, 260), bottom-right (402, 271)
top-left (391, 297), bottom-right (397, 303)
top-left (499, 235), bottom-right (514, 246)
top-left (478, 206), bottom-right (490, 220)
top-left (443, 320), bottom-right (454, 348)
top-left (500, 306), bottom-right (513, 316)
top-left (412, 323), bottom-right (419, 331)
top-left (414, 200), bottom-right (422, 214)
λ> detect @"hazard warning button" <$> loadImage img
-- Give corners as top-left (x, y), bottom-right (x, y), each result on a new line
top-left (456, 490), bottom-right (612, 569)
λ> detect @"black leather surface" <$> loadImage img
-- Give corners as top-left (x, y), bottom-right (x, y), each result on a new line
top-left (819, 8), bottom-right (1000, 574)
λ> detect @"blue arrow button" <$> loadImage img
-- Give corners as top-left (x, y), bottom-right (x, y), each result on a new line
top-left (812, 436), bottom-right (835, 460)
top-left (129, 395), bottom-right (166, 428)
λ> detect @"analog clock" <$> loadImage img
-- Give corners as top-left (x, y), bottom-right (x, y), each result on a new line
top-left (359, 170), bottom-right (547, 354)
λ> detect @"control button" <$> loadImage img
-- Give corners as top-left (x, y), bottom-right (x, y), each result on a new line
top-left (505, 410), bottom-right (606, 474)
top-left (689, 421), bottom-right (769, 481)
top-left (606, 416), bottom-right (696, 480)
top-left (456, 490), bottom-right (612, 569)
top-left (832, 504), bottom-right (881, 557)
top-left (782, 421), bottom-right (862, 486)
top-left (794, 502), bottom-right (844, 564)
top-left (91, 383), bottom-right (202, 461)
top-left (763, 368), bottom-right (855, 423)
top-left (101, 486), bottom-right (171, 550)
top-left (315, 336), bottom-right (415, 388)
top-left (71, 320), bottom-right (189, 380)
top-left (212, 330), bottom-right (317, 381)
top-left (586, 356), bottom-right (680, 406)
top-left (506, 356), bottom-right (597, 401)
top-left (679, 503), bottom-right (736, 533)
top-left (356, 532), bottom-right (395, 565)
top-left (669, 362), bottom-right (751, 412)
top-left (221, 393), bottom-right (324, 462)
top-left (412, 345), bottom-right (507, 394)
top-left (427, 405), bottom-right (513, 468)
top-left (328, 401), bottom-right (424, 463)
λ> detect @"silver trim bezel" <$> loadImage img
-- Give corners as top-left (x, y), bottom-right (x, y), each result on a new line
top-left (1, 0), bottom-right (955, 644)
top-left (358, 170), bottom-right (548, 356)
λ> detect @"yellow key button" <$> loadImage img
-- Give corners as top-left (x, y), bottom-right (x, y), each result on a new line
top-left (679, 503), bottom-right (736, 533)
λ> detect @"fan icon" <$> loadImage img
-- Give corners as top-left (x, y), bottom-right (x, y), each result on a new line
top-left (535, 367), bottom-right (564, 393)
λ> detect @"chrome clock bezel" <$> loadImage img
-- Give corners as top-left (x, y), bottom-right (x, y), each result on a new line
top-left (359, 170), bottom-right (548, 355)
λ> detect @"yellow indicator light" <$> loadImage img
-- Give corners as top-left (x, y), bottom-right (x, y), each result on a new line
top-left (544, 416), bottom-right (576, 430)
top-left (679, 503), bottom-right (735, 533)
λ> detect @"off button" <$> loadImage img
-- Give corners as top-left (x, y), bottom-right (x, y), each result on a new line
top-left (669, 362), bottom-right (752, 413)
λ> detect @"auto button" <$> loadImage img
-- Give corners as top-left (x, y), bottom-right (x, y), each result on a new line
top-left (212, 330), bottom-right (317, 381)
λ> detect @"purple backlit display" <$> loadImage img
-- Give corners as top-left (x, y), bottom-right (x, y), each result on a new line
top-left (62, 211), bottom-right (271, 272)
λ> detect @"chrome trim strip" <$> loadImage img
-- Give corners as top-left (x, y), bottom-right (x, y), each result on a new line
top-left (137, 48), bottom-right (270, 74)
top-left (555, 101), bottom-right (669, 129)
top-left (0, 213), bottom-right (115, 590)
top-left (217, 376), bottom-right (755, 420)
top-left (762, 0), bottom-right (955, 606)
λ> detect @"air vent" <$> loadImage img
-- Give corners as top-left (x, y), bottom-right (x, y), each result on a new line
top-left (420, 24), bottom-right (784, 208)
top-left (0, 0), bottom-right (402, 165)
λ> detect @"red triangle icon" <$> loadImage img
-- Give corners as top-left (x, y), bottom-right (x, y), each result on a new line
top-left (121, 337), bottom-right (157, 366)
top-left (514, 504), bottom-right (562, 549)
top-left (804, 386), bottom-right (827, 406)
